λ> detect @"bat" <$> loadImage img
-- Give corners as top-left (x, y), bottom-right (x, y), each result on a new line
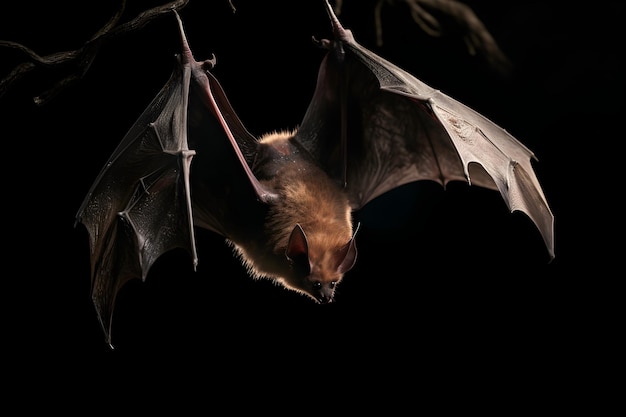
top-left (75, 1), bottom-right (554, 347)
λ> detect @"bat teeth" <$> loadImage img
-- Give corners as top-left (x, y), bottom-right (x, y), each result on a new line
top-left (318, 295), bottom-right (333, 304)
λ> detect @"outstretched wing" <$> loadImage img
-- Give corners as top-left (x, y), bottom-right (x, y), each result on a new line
top-left (295, 0), bottom-right (554, 259)
top-left (75, 12), bottom-right (270, 346)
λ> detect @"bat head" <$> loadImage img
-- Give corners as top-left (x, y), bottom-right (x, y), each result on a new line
top-left (283, 223), bottom-right (358, 303)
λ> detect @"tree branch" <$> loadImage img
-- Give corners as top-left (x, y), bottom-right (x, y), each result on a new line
top-left (334, 0), bottom-right (512, 77)
top-left (401, 0), bottom-right (512, 76)
top-left (2, 0), bottom-right (512, 105)
top-left (0, 0), bottom-right (190, 105)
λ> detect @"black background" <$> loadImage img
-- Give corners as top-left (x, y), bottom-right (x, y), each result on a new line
top-left (0, 0), bottom-right (621, 402)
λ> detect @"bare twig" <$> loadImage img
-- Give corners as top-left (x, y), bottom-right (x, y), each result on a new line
top-left (405, 0), bottom-right (512, 75)
top-left (333, 0), bottom-right (343, 14)
top-left (362, 0), bottom-right (512, 76)
top-left (0, 0), bottom-right (190, 105)
top-left (3, 0), bottom-right (512, 105)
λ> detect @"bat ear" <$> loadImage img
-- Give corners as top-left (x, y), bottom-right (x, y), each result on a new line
top-left (336, 223), bottom-right (360, 274)
top-left (286, 224), bottom-right (310, 271)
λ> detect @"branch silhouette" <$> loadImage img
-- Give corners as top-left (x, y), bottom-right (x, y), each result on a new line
top-left (0, 0), bottom-right (191, 105)
top-left (335, 0), bottom-right (512, 76)
top-left (1, 0), bottom-right (510, 105)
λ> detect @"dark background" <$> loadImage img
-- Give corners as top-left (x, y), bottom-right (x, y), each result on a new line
top-left (0, 0), bottom-right (621, 399)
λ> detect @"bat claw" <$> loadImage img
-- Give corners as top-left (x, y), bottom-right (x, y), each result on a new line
top-left (311, 36), bottom-right (332, 50)
top-left (201, 54), bottom-right (217, 71)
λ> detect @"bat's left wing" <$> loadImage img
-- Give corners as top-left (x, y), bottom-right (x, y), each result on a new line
top-left (75, 12), bottom-right (273, 346)
top-left (295, 0), bottom-right (554, 259)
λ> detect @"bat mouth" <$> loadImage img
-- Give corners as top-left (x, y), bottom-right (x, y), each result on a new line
top-left (317, 295), bottom-right (334, 304)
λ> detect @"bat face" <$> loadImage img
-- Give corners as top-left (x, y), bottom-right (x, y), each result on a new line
top-left (281, 223), bottom-right (358, 303)
top-left (283, 260), bottom-right (342, 304)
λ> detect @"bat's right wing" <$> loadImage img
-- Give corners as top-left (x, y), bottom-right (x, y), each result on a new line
top-left (75, 12), bottom-right (273, 347)
top-left (295, 0), bottom-right (554, 260)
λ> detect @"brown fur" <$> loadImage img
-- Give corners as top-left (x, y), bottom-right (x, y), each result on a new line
top-left (228, 130), bottom-right (354, 301)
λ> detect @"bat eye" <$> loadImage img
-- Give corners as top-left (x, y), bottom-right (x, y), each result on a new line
top-left (329, 281), bottom-right (337, 288)
top-left (313, 282), bottom-right (322, 290)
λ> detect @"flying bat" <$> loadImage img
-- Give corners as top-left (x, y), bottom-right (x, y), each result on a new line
top-left (75, 1), bottom-right (555, 346)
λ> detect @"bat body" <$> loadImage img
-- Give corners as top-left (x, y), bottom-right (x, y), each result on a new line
top-left (75, 1), bottom-right (554, 346)
top-left (208, 130), bottom-right (358, 303)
